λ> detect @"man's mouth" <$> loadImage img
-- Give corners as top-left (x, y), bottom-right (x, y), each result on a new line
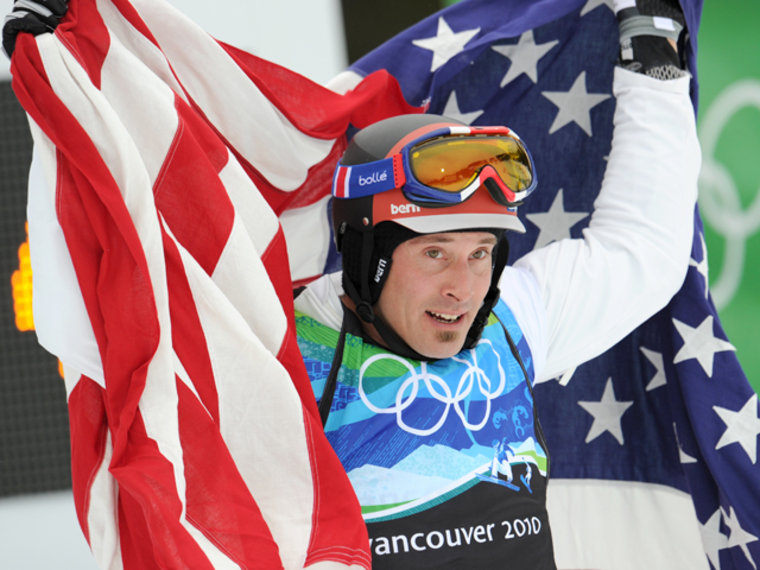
top-left (426, 310), bottom-right (463, 324)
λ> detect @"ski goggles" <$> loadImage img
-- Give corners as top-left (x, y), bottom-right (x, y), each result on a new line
top-left (332, 125), bottom-right (537, 207)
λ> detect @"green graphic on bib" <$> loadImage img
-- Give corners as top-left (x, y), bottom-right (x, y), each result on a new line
top-left (297, 304), bottom-right (548, 522)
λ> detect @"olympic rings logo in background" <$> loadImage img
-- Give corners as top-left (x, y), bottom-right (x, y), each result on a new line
top-left (358, 339), bottom-right (507, 436)
top-left (698, 79), bottom-right (760, 310)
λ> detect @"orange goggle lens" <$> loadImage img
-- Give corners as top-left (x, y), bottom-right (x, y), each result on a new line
top-left (410, 135), bottom-right (534, 194)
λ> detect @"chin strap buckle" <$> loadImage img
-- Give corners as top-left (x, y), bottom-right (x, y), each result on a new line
top-left (356, 301), bottom-right (376, 323)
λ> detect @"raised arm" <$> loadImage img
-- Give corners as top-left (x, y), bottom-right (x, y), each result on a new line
top-left (508, 3), bottom-right (701, 382)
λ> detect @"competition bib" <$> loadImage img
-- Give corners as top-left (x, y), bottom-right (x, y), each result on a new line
top-left (296, 301), bottom-right (556, 568)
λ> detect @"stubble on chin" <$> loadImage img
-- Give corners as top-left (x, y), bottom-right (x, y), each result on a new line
top-left (435, 330), bottom-right (460, 345)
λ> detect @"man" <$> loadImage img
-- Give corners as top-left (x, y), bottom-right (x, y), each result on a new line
top-left (4, 0), bottom-right (701, 568)
top-left (293, 3), bottom-right (699, 568)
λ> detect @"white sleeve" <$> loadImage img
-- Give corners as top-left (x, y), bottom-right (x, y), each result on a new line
top-left (510, 67), bottom-right (701, 383)
top-left (498, 267), bottom-right (549, 382)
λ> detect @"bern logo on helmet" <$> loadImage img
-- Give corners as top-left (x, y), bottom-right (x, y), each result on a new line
top-left (358, 171), bottom-right (389, 186)
top-left (373, 258), bottom-right (388, 283)
top-left (390, 203), bottom-right (421, 215)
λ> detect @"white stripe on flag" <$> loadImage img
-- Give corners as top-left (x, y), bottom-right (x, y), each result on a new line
top-left (217, 153), bottom-right (281, 258)
top-left (216, 156), bottom-right (288, 355)
top-left (281, 195), bottom-right (333, 282)
top-left (99, 34), bottom-right (179, 185)
top-left (95, 0), bottom-right (186, 99)
top-left (547, 478), bottom-right (709, 570)
top-left (172, 357), bottom-right (243, 570)
top-left (79, 419), bottom-right (123, 570)
top-left (129, 0), bottom-right (336, 191)
top-left (178, 231), bottom-right (316, 568)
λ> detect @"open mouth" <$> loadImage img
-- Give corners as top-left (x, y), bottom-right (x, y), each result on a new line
top-left (426, 311), bottom-right (463, 324)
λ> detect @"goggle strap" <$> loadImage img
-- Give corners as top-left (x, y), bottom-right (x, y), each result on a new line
top-left (332, 156), bottom-right (405, 199)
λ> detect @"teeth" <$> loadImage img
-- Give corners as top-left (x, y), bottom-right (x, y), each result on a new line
top-left (428, 311), bottom-right (460, 323)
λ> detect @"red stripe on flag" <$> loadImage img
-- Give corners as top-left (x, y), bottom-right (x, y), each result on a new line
top-left (113, 410), bottom-right (215, 569)
top-left (260, 181), bottom-right (371, 567)
top-left (54, 0), bottom-right (111, 89)
top-left (261, 226), bottom-right (322, 416)
top-left (176, 379), bottom-right (284, 568)
top-left (162, 223), bottom-right (221, 423)
top-left (216, 42), bottom-right (421, 214)
top-left (155, 97), bottom-right (235, 276)
top-left (219, 43), bottom-right (413, 139)
top-left (110, 0), bottom-right (161, 50)
top-left (303, 405), bottom-right (371, 568)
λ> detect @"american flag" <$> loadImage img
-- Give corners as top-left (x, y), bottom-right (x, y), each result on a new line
top-left (333, 0), bottom-right (759, 568)
top-left (11, 0), bottom-right (760, 569)
top-left (11, 0), bottom-right (417, 567)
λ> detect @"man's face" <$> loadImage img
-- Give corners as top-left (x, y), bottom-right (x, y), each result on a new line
top-left (374, 231), bottom-right (497, 360)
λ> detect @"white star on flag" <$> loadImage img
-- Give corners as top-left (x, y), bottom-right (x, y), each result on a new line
top-left (412, 17), bottom-right (480, 72)
top-left (699, 509), bottom-right (729, 570)
top-left (673, 315), bottom-right (736, 377)
top-left (542, 71), bottom-right (611, 136)
top-left (525, 188), bottom-right (588, 248)
top-left (580, 0), bottom-right (613, 17)
top-left (441, 91), bottom-right (483, 124)
top-left (723, 506), bottom-right (759, 569)
top-left (673, 423), bottom-right (697, 464)
top-left (578, 378), bottom-right (633, 445)
top-left (713, 394), bottom-right (760, 464)
top-left (557, 366), bottom-right (577, 386)
top-left (491, 30), bottom-right (558, 86)
top-left (640, 346), bottom-right (667, 391)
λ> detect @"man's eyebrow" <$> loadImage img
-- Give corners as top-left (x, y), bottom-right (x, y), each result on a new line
top-left (414, 234), bottom-right (498, 245)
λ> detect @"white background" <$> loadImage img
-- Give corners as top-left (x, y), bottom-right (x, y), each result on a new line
top-left (0, 1), bottom-right (346, 568)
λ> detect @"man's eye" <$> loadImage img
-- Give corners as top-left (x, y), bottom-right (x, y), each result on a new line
top-left (472, 249), bottom-right (491, 260)
top-left (425, 249), bottom-right (443, 259)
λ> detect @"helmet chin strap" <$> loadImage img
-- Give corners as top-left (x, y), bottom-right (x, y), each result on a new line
top-left (342, 230), bottom-right (510, 361)
top-left (464, 233), bottom-right (509, 349)
top-left (342, 289), bottom-right (433, 361)
top-left (351, 227), bottom-right (377, 324)
top-left (341, 229), bottom-right (432, 361)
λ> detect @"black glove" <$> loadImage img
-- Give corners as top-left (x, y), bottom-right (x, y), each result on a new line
top-left (614, 0), bottom-right (687, 80)
top-left (3, 0), bottom-right (68, 58)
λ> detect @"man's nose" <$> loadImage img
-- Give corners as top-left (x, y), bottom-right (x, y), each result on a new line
top-left (441, 257), bottom-right (475, 302)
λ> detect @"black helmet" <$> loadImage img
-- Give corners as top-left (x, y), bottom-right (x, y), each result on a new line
top-left (331, 113), bottom-right (537, 359)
